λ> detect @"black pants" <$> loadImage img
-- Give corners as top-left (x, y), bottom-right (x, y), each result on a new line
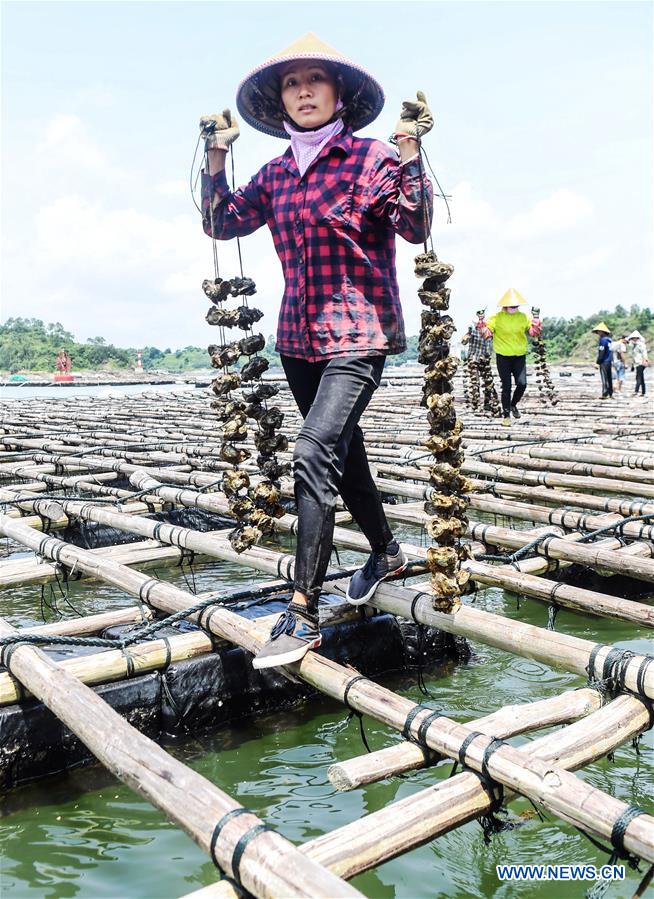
top-left (495, 354), bottom-right (527, 415)
top-left (599, 362), bottom-right (613, 397)
top-left (635, 365), bottom-right (646, 395)
top-left (281, 354), bottom-right (393, 609)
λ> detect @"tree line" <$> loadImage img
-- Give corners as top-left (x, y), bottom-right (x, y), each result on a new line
top-left (1, 306), bottom-right (651, 373)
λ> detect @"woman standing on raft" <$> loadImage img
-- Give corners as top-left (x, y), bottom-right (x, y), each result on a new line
top-left (478, 288), bottom-right (541, 426)
top-left (200, 33), bottom-right (434, 668)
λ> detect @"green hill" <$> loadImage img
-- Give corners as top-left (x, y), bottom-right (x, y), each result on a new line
top-left (539, 305), bottom-right (652, 363)
top-left (1, 306), bottom-right (651, 373)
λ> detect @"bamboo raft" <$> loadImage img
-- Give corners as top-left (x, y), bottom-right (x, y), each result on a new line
top-left (1, 365), bottom-right (653, 897)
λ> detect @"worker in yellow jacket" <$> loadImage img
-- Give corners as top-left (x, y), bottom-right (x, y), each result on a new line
top-left (478, 288), bottom-right (541, 425)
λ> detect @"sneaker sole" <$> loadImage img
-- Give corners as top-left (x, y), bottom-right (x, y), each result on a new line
top-left (252, 635), bottom-right (322, 670)
top-left (345, 562), bottom-right (408, 607)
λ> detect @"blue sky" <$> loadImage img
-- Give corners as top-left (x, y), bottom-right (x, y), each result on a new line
top-left (2, 1), bottom-right (652, 351)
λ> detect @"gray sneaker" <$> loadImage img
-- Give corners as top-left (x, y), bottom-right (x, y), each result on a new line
top-left (252, 602), bottom-right (322, 669)
top-left (345, 544), bottom-right (408, 606)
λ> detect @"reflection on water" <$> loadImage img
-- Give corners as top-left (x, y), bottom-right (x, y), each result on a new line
top-left (0, 520), bottom-right (652, 897)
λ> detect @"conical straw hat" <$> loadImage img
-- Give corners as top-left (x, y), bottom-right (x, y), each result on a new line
top-left (236, 32), bottom-right (384, 139)
top-left (497, 288), bottom-right (527, 308)
top-left (592, 322), bottom-right (611, 334)
top-left (627, 330), bottom-right (643, 340)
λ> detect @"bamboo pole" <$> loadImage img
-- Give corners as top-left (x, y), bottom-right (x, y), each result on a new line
top-left (375, 459), bottom-right (654, 499)
top-left (328, 688), bottom-right (601, 790)
top-left (0, 514), bottom-right (652, 862)
top-left (10, 480), bottom-right (652, 626)
top-left (180, 694), bottom-right (652, 898)
top-left (468, 493), bottom-right (654, 542)
top-left (0, 629), bottom-right (216, 705)
top-left (0, 614), bottom-right (361, 899)
top-left (2, 510), bottom-right (652, 703)
top-left (473, 451), bottom-right (654, 485)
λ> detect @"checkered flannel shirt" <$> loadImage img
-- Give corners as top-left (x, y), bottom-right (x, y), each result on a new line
top-left (466, 329), bottom-right (493, 362)
top-left (201, 128), bottom-right (433, 362)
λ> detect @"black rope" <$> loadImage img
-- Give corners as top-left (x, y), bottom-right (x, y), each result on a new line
top-left (209, 807), bottom-right (251, 869)
top-left (458, 730), bottom-right (484, 767)
top-left (121, 648), bottom-right (135, 678)
top-left (417, 710), bottom-right (443, 747)
top-left (342, 674), bottom-right (372, 753)
top-left (582, 805), bottom-right (648, 899)
top-left (230, 823), bottom-right (272, 884)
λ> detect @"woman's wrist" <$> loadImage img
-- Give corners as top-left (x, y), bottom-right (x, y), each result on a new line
top-left (207, 147), bottom-right (228, 175)
top-left (395, 133), bottom-right (419, 163)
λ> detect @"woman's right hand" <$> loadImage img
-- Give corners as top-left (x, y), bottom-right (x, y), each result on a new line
top-left (199, 109), bottom-right (240, 151)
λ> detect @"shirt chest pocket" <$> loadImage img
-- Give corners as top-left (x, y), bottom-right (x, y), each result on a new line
top-left (309, 178), bottom-right (365, 231)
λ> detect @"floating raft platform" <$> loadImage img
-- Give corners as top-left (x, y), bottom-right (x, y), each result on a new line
top-left (0, 365), bottom-right (652, 898)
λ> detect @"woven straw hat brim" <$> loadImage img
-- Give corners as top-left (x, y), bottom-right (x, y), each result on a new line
top-left (497, 287), bottom-right (527, 308)
top-left (592, 322), bottom-right (611, 334)
top-left (236, 34), bottom-right (384, 139)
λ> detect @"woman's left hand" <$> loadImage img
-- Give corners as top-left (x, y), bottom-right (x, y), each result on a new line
top-left (395, 91), bottom-right (434, 138)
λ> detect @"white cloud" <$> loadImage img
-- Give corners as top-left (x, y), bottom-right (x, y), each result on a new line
top-left (558, 246), bottom-right (613, 280)
top-left (505, 189), bottom-right (593, 240)
top-left (156, 180), bottom-right (189, 197)
top-left (34, 196), bottom-right (203, 271)
top-left (35, 114), bottom-right (107, 171)
top-left (445, 180), bottom-right (497, 231)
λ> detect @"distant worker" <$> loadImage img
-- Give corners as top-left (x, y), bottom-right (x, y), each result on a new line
top-left (477, 288), bottom-right (541, 426)
top-left (55, 349), bottom-right (72, 374)
top-left (461, 315), bottom-right (493, 410)
top-left (613, 334), bottom-right (627, 393)
top-left (628, 330), bottom-right (649, 396)
top-left (592, 322), bottom-right (613, 399)
top-left (460, 326), bottom-right (472, 362)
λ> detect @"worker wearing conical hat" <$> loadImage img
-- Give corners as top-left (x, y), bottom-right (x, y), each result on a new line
top-left (477, 288), bottom-right (542, 425)
top-left (592, 322), bottom-right (614, 399)
top-left (199, 33), bottom-right (434, 668)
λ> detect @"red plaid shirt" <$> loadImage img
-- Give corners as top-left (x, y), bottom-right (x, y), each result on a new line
top-left (201, 129), bottom-right (433, 362)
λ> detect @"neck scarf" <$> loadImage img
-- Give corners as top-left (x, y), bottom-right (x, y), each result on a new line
top-left (283, 101), bottom-right (344, 177)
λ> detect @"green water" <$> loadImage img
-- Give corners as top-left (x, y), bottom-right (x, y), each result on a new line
top-left (0, 522), bottom-right (653, 899)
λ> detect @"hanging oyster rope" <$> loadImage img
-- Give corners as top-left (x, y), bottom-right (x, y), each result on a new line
top-left (205, 275), bottom-right (289, 552)
top-left (461, 355), bottom-right (471, 408)
top-left (200, 138), bottom-right (289, 553)
top-left (478, 355), bottom-right (501, 417)
top-left (416, 251), bottom-right (472, 613)
top-left (466, 358), bottom-right (481, 411)
top-left (530, 306), bottom-right (558, 407)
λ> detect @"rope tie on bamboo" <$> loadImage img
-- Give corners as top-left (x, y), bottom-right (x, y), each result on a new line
top-left (209, 806), bottom-right (252, 870)
top-left (161, 635), bottom-right (173, 670)
top-left (586, 644), bottom-right (654, 704)
top-left (121, 648), bottom-right (135, 678)
top-left (410, 592), bottom-right (431, 623)
top-left (0, 643), bottom-right (27, 700)
top-left (177, 546), bottom-right (197, 595)
top-left (584, 806), bottom-right (648, 899)
top-left (138, 578), bottom-right (160, 606)
top-left (400, 705), bottom-right (443, 767)
top-left (476, 736), bottom-right (514, 841)
top-left (342, 674), bottom-right (372, 753)
top-left (275, 554), bottom-right (295, 583)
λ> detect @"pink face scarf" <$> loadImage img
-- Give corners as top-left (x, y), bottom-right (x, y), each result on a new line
top-left (283, 100), bottom-right (344, 177)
